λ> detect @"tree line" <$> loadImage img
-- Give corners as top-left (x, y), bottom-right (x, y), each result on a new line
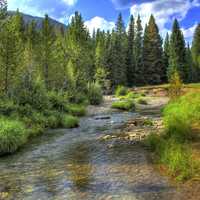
top-left (0, 1), bottom-right (200, 99)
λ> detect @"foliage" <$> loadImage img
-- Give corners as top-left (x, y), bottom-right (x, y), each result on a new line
top-left (163, 92), bottom-right (200, 141)
top-left (87, 82), bottom-right (103, 105)
top-left (112, 100), bottom-right (135, 111)
top-left (60, 115), bottom-right (79, 128)
top-left (168, 71), bottom-right (183, 100)
top-left (115, 85), bottom-right (128, 97)
top-left (0, 118), bottom-right (27, 154)
top-left (66, 104), bottom-right (86, 117)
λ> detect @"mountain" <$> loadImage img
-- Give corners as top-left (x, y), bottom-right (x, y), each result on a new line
top-left (8, 11), bottom-right (67, 29)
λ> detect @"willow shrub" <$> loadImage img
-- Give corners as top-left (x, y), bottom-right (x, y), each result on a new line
top-left (61, 115), bottom-right (79, 128)
top-left (0, 118), bottom-right (28, 154)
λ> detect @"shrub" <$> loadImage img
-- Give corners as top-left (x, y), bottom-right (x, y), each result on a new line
top-left (66, 104), bottom-right (86, 116)
top-left (0, 118), bottom-right (28, 154)
top-left (60, 115), bottom-right (79, 128)
top-left (13, 75), bottom-right (49, 111)
top-left (0, 100), bottom-right (18, 116)
top-left (87, 82), bottom-right (103, 105)
top-left (112, 100), bottom-right (135, 111)
top-left (115, 85), bottom-right (128, 97)
top-left (48, 91), bottom-right (68, 112)
top-left (145, 133), bottom-right (161, 151)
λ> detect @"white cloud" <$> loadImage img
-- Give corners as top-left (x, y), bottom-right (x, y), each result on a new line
top-left (182, 23), bottom-right (197, 39)
top-left (62, 0), bottom-right (77, 6)
top-left (85, 16), bottom-right (115, 34)
top-left (130, 0), bottom-right (200, 37)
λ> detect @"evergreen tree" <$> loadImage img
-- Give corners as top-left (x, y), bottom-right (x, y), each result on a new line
top-left (112, 13), bottom-right (127, 87)
top-left (134, 15), bottom-right (143, 85)
top-left (143, 15), bottom-right (163, 85)
top-left (168, 19), bottom-right (188, 82)
top-left (191, 24), bottom-right (200, 82)
top-left (40, 14), bottom-right (55, 89)
top-left (186, 43), bottom-right (193, 83)
top-left (126, 15), bottom-right (135, 86)
top-left (163, 33), bottom-right (170, 82)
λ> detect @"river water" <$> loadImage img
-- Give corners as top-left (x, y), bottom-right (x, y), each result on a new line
top-left (0, 105), bottom-right (178, 200)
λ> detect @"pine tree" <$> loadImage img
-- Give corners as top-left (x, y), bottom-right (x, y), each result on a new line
top-left (191, 24), bottom-right (200, 82)
top-left (163, 33), bottom-right (170, 82)
top-left (186, 43), bottom-right (193, 83)
top-left (168, 19), bottom-right (188, 82)
top-left (112, 13), bottom-right (127, 87)
top-left (143, 15), bottom-right (163, 85)
top-left (40, 14), bottom-right (55, 89)
top-left (0, 0), bottom-right (7, 21)
top-left (134, 15), bottom-right (143, 85)
top-left (126, 15), bottom-right (135, 86)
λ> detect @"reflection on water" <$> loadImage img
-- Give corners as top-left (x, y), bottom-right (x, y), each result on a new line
top-left (0, 112), bottom-right (177, 200)
top-left (67, 143), bottom-right (93, 190)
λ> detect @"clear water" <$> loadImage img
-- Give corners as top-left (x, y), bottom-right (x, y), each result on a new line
top-left (0, 112), bottom-right (177, 200)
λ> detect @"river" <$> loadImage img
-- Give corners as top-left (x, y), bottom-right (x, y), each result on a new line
top-left (0, 97), bottom-right (179, 200)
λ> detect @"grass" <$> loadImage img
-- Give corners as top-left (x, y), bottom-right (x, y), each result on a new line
top-left (112, 100), bottom-right (135, 111)
top-left (145, 92), bottom-right (200, 181)
top-left (61, 115), bottom-right (79, 128)
top-left (66, 104), bottom-right (86, 116)
top-left (115, 85), bottom-right (128, 97)
top-left (0, 118), bottom-right (28, 154)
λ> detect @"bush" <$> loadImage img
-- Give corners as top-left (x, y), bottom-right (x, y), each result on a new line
top-left (112, 100), bottom-right (135, 111)
top-left (87, 82), bottom-right (103, 105)
top-left (0, 100), bottom-right (18, 116)
top-left (60, 115), bottom-right (79, 128)
top-left (115, 85), bottom-right (128, 97)
top-left (48, 91), bottom-right (68, 112)
top-left (66, 104), bottom-right (86, 116)
top-left (13, 75), bottom-right (49, 111)
top-left (0, 118), bottom-right (28, 154)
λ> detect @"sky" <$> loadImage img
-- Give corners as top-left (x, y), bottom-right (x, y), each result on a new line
top-left (7, 0), bottom-right (200, 42)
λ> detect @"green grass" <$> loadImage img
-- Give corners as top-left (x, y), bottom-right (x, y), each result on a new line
top-left (112, 100), bottom-right (135, 111)
top-left (60, 115), bottom-right (79, 128)
top-left (66, 104), bottom-right (86, 116)
top-left (163, 92), bottom-right (200, 141)
top-left (0, 118), bottom-right (28, 154)
top-left (115, 85), bottom-right (128, 97)
top-left (145, 92), bottom-right (200, 181)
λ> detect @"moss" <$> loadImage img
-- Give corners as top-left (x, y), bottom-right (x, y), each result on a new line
top-left (0, 118), bottom-right (28, 154)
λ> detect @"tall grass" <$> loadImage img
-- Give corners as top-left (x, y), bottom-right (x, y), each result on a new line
top-left (0, 118), bottom-right (28, 154)
top-left (146, 92), bottom-right (200, 181)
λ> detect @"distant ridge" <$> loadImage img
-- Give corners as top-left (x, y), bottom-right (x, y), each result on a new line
top-left (8, 11), bottom-right (67, 29)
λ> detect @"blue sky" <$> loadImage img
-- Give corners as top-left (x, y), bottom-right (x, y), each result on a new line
top-left (8, 0), bottom-right (200, 41)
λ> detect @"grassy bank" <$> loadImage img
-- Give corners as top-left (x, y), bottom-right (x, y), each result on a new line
top-left (0, 82), bottom-right (103, 155)
top-left (146, 92), bottom-right (200, 181)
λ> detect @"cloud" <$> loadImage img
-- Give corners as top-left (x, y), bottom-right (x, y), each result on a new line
top-left (182, 23), bottom-right (197, 40)
top-left (7, 0), bottom-right (77, 23)
top-left (111, 0), bottom-right (134, 9)
top-left (130, 0), bottom-right (200, 37)
top-left (85, 16), bottom-right (115, 34)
